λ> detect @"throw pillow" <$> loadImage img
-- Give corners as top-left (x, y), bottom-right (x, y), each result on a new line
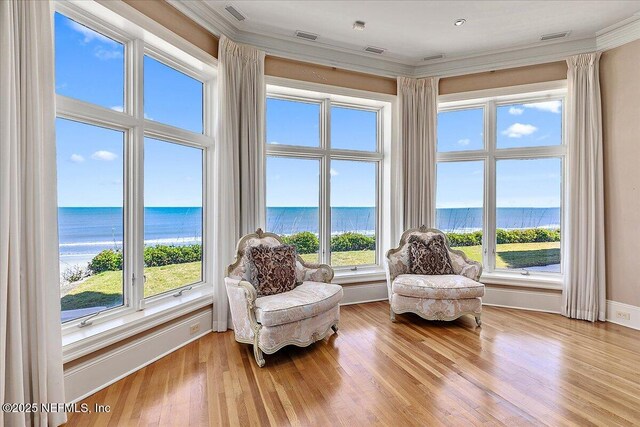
top-left (246, 244), bottom-right (298, 297)
top-left (408, 234), bottom-right (455, 275)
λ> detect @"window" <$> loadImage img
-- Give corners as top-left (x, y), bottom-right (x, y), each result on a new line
top-left (55, 5), bottom-right (214, 329)
top-left (436, 89), bottom-right (565, 279)
top-left (265, 93), bottom-right (383, 269)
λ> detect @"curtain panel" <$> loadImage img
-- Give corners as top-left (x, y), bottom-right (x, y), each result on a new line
top-left (214, 36), bottom-right (265, 331)
top-left (563, 52), bottom-right (606, 322)
top-left (0, 1), bottom-right (67, 425)
top-left (397, 76), bottom-right (439, 230)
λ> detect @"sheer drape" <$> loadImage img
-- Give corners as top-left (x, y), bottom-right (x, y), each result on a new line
top-left (397, 76), bottom-right (439, 229)
top-left (0, 1), bottom-right (67, 425)
top-left (214, 36), bottom-right (265, 331)
top-left (563, 52), bottom-right (606, 322)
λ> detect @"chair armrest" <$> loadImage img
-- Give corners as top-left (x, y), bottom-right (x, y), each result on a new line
top-left (448, 249), bottom-right (483, 282)
top-left (225, 277), bottom-right (259, 342)
top-left (296, 261), bottom-right (334, 283)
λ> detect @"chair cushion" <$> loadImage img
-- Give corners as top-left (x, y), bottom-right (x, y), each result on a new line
top-left (392, 274), bottom-right (484, 300)
top-left (408, 234), bottom-right (455, 275)
top-left (246, 244), bottom-right (298, 297)
top-left (255, 281), bottom-right (343, 327)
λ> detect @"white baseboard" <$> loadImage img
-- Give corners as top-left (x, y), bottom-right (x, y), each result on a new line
top-left (483, 286), bottom-right (563, 314)
top-left (606, 300), bottom-right (640, 330)
top-left (64, 309), bottom-right (213, 403)
top-left (340, 281), bottom-right (388, 305)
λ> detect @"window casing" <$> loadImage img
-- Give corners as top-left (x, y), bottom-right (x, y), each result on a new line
top-left (55, 1), bottom-right (215, 341)
top-left (265, 84), bottom-right (391, 272)
top-left (436, 84), bottom-right (567, 285)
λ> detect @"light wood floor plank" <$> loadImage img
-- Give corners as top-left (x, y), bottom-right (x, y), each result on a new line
top-left (65, 303), bottom-right (640, 426)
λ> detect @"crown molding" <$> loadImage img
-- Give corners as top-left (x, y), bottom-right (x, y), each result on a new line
top-left (167, 0), bottom-right (640, 78)
top-left (415, 37), bottom-right (595, 77)
top-left (596, 15), bottom-right (640, 51)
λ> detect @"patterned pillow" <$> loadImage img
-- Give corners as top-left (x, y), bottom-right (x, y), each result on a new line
top-left (246, 244), bottom-right (298, 297)
top-left (408, 234), bottom-right (455, 275)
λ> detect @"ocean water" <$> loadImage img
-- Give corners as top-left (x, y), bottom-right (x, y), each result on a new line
top-left (58, 206), bottom-right (560, 269)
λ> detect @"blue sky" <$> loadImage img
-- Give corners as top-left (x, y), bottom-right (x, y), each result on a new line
top-left (55, 13), bottom-right (203, 208)
top-left (55, 11), bottom-right (561, 210)
top-left (437, 101), bottom-right (563, 208)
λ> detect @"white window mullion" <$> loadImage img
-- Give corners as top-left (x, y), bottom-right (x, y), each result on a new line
top-left (129, 38), bottom-right (145, 311)
top-left (321, 98), bottom-right (331, 265)
top-left (485, 101), bottom-right (497, 273)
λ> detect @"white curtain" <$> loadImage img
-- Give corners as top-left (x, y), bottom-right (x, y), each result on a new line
top-left (563, 52), bottom-right (606, 322)
top-left (214, 36), bottom-right (265, 331)
top-left (397, 76), bottom-right (439, 229)
top-left (0, 1), bottom-right (67, 425)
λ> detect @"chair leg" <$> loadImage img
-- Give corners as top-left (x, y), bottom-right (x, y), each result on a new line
top-left (390, 307), bottom-right (396, 322)
top-left (253, 333), bottom-right (265, 367)
top-left (331, 323), bottom-right (339, 333)
top-left (475, 314), bottom-right (482, 327)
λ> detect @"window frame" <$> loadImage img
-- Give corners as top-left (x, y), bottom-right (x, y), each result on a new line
top-left (55, 0), bottom-right (216, 352)
top-left (265, 80), bottom-right (392, 274)
top-left (436, 81), bottom-right (567, 288)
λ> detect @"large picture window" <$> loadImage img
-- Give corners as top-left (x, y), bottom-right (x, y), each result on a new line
top-left (55, 5), bottom-right (213, 328)
top-left (436, 89), bottom-right (565, 279)
top-left (265, 94), bottom-right (382, 269)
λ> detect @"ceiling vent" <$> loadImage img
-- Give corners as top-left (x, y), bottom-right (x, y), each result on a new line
top-left (295, 30), bottom-right (319, 41)
top-left (364, 46), bottom-right (385, 55)
top-left (423, 54), bottom-right (445, 61)
top-left (540, 31), bottom-right (570, 41)
top-left (224, 5), bottom-right (246, 22)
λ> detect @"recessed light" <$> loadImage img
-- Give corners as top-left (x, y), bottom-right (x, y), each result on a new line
top-left (353, 20), bottom-right (366, 31)
top-left (454, 18), bottom-right (466, 27)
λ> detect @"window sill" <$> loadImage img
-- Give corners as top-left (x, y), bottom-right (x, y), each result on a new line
top-left (62, 287), bottom-right (214, 363)
top-left (481, 271), bottom-right (563, 290)
top-left (333, 267), bottom-right (386, 285)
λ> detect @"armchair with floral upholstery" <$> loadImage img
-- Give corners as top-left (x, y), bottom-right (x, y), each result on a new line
top-left (225, 229), bottom-right (342, 367)
top-left (385, 226), bottom-right (484, 326)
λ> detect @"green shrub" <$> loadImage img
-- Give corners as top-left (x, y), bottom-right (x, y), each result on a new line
top-left (281, 231), bottom-right (319, 254)
top-left (88, 249), bottom-right (123, 273)
top-left (144, 244), bottom-right (201, 267)
top-left (449, 228), bottom-right (560, 246)
top-left (445, 231), bottom-right (482, 247)
top-left (330, 232), bottom-right (375, 252)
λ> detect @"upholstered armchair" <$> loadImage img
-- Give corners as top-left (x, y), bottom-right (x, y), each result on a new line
top-left (385, 226), bottom-right (484, 326)
top-left (225, 229), bottom-right (343, 367)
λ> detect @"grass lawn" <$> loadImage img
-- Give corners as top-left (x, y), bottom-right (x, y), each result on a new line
top-left (300, 250), bottom-right (376, 267)
top-left (62, 242), bottom-right (559, 311)
top-left (453, 241), bottom-right (560, 269)
top-left (61, 262), bottom-right (201, 311)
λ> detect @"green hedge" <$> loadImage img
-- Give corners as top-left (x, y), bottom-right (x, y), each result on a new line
top-left (88, 244), bottom-right (201, 273)
top-left (281, 231), bottom-right (319, 255)
top-left (87, 228), bottom-right (561, 274)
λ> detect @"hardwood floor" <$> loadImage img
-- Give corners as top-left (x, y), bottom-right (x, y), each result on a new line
top-left (65, 302), bottom-right (640, 426)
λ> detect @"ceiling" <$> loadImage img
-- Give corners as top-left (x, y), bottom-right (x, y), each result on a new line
top-left (170, 1), bottom-right (640, 76)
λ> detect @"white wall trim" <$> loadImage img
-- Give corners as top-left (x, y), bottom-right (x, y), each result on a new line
top-left (340, 282), bottom-right (388, 306)
top-left (64, 309), bottom-right (213, 403)
top-left (596, 15), bottom-right (640, 51)
top-left (606, 300), bottom-right (640, 331)
top-left (482, 286), bottom-right (563, 314)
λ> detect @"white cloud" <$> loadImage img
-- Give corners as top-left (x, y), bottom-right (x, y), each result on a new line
top-left (330, 168), bottom-right (339, 176)
top-left (524, 100), bottom-right (562, 114)
top-left (502, 123), bottom-right (538, 138)
top-left (457, 138), bottom-right (470, 146)
top-left (91, 150), bottom-right (117, 161)
top-left (509, 106), bottom-right (524, 115)
top-left (67, 20), bottom-right (115, 45)
top-left (70, 154), bottom-right (85, 163)
top-left (111, 106), bottom-right (124, 112)
top-left (269, 141), bottom-right (280, 145)
top-left (94, 46), bottom-right (123, 61)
